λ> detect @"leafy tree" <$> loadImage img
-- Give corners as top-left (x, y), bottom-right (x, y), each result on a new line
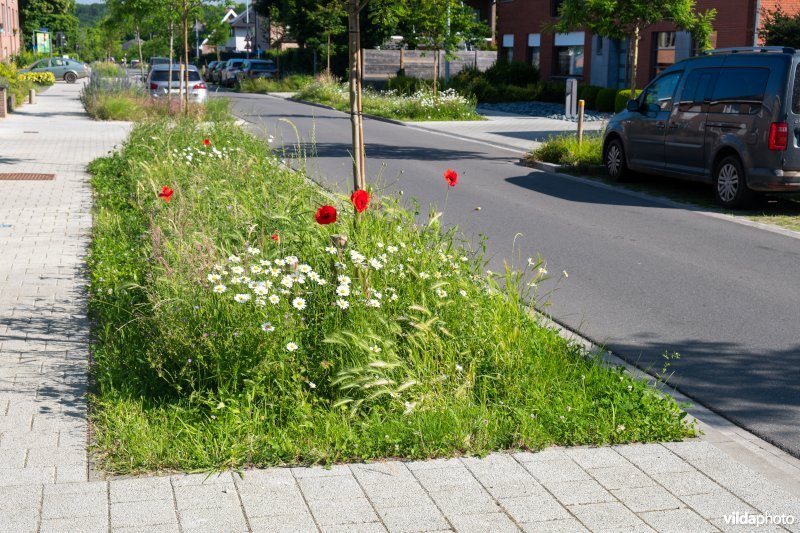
top-left (75, 3), bottom-right (108, 27)
top-left (554, 0), bottom-right (716, 93)
top-left (307, 0), bottom-right (347, 73)
top-left (205, 18), bottom-right (230, 61)
top-left (20, 0), bottom-right (80, 50)
top-left (760, 6), bottom-right (800, 48)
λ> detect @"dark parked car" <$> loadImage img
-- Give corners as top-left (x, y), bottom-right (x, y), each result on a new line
top-left (603, 46), bottom-right (800, 208)
top-left (220, 59), bottom-right (246, 87)
top-left (235, 60), bottom-right (279, 85)
top-left (20, 58), bottom-right (90, 83)
top-left (209, 62), bottom-right (226, 84)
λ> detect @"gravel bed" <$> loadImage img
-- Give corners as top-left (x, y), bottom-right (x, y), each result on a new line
top-left (478, 101), bottom-right (612, 122)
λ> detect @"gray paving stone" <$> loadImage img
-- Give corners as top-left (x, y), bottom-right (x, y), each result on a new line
top-left (614, 444), bottom-right (694, 475)
top-left (110, 499), bottom-right (178, 529)
top-left (178, 506), bottom-right (249, 533)
top-left (26, 446), bottom-right (86, 466)
top-left (350, 462), bottom-right (416, 485)
top-left (568, 502), bottom-right (654, 532)
top-left (377, 504), bottom-right (450, 532)
top-left (0, 508), bottom-right (38, 533)
top-left (248, 513), bottom-right (319, 533)
top-left (412, 466), bottom-right (477, 493)
top-left (42, 489), bottom-right (107, 519)
top-left (462, 455), bottom-right (544, 499)
top-left (587, 463), bottom-right (656, 490)
top-left (404, 458), bottom-right (463, 471)
top-left (653, 469), bottom-right (724, 496)
top-left (565, 447), bottom-right (629, 469)
top-left (174, 481), bottom-right (240, 510)
top-left (520, 519), bottom-right (590, 532)
top-left (39, 515), bottom-right (107, 533)
top-left (542, 479), bottom-right (616, 506)
top-left (115, 524), bottom-right (181, 533)
top-left (498, 495), bottom-right (571, 523)
top-left (171, 471), bottom-right (233, 486)
top-left (298, 473), bottom-right (364, 501)
top-left (360, 480), bottom-right (433, 508)
top-left (447, 512), bottom-right (519, 533)
top-left (611, 485), bottom-right (684, 513)
top-left (110, 476), bottom-right (173, 503)
top-left (662, 441), bottom-right (725, 461)
top-left (321, 522), bottom-right (387, 533)
top-left (55, 464), bottom-right (88, 483)
top-left (292, 465), bottom-right (352, 478)
top-left (681, 491), bottom-right (758, 519)
top-left (520, 459), bottom-right (591, 483)
top-left (427, 488), bottom-right (501, 517)
top-left (639, 508), bottom-right (717, 533)
top-left (0, 484), bottom-right (42, 512)
top-left (0, 466), bottom-right (55, 485)
top-left (513, 449), bottom-right (569, 463)
top-left (237, 467), bottom-right (296, 490)
top-left (0, 448), bottom-right (27, 468)
top-left (238, 486), bottom-right (309, 518)
top-left (306, 497), bottom-right (379, 526)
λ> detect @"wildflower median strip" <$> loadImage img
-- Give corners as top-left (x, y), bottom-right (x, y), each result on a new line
top-left (87, 118), bottom-right (695, 474)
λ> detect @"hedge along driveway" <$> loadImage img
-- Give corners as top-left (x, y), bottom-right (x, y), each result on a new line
top-left (87, 118), bottom-right (695, 474)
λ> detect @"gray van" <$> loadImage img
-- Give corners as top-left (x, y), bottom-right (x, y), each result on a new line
top-left (603, 47), bottom-right (800, 208)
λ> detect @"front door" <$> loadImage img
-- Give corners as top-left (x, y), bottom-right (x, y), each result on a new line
top-left (664, 68), bottom-right (717, 177)
top-left (627, 71), bottom-right (683, 170)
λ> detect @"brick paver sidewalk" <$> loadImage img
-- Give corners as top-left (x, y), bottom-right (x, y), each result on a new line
top-left (2, 83), bottom-right (800, 533)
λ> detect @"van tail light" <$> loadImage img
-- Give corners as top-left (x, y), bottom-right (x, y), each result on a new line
top-left (193, 82), bottom-right (206, 89)
top-left (769, 122), bottom-right (788, 151)
top-left (149, 83), bottom-right (159, 90)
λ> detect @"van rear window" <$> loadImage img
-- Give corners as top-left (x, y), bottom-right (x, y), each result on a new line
top-left (793, 64), bottom-right (800, 114)
top-left (708, 68), bottom-right (769, 115)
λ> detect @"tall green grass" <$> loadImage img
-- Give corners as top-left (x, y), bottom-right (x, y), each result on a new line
top-left (87, 119), bottom-right (695, 473)
top-left (238, 74), bottom-right (314, 93)
top-left (530, 133), bottom-right (604, 172)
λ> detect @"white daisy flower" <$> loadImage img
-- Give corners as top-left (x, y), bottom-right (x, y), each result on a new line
top-left (268, 294), bottom-right (280, 304)
top-left (379, 254), bottom-right (388, 262)
top-left (335, 299), bottom-right (349, 310)
top-left (213, 264), bottom-right (225, 271)
top-left (261, 322), bottom-right (275, 332)
top-left (280, 276), bottom-right (294, 288)
top-left (228, 255), bottom-right (241, 263)
top-left (270, 267), bottom-right (281, 277)
top-left (213, 284), bottom-right (227, 293)
top-left (460, 256), bottom-right (468, 262)
top-left (295, 275), bottom-right (306, 284)
top-left (459, 289), bottom-right (467, 297)
top-left (369, 345), bottom-right (381, 353)
top-left (259, 259), bottom-right (272, 267)
top-left (207, 273), bottom-right (221, 283)
top-left (325, 246), bottom-right (337, 254)
top-left (250, 265), bottom-right (263, 274)
top-left (254, 285), bottom-right (269, 296)
top-left (231, 266), bottom-right (245, 275)
top-left (387, 245), bottom-right (398, 253)
top-left (434, 272), bottom-right (442, 279)
top-left (436, 289), bottom-right (447, 298)
top-left (275, 259), bottom-right (286, 267)
top-left (298, 264), bottom-right (312, 274)
top-left (285, 255), bottom-right (299, 264)
top-left (234, 294), bottom-right (251, 303)
top-left (336, 285), bottom-right (351, 297)
top-left (538, 267), bottom-right (548, 275)
top-left (337, 275), bottom-right (351, 285)
top-left (373, 291), bottom-right (382, 300)
top-left (280, 289), bottom-right (290, 295)
top-left (369, 259), bottom-right (383, 270)
top-left (248, 281), bottom-right (259, 290)
top-left (247, 247), bottom-right (260, 255)
top-left (317, 278), bottom-right (327, 285)
top-left (390, 293), bottom-right (399, 301)
top-left (255, 298), bottom-right (266, 306)
top-left (365, 299), bottom-right (381, 308)
top-left (419, 272), bottom-right (430, 280)
top-left (308, 272), bottom-right (321, 282)
top-left (377, 242), bottom-right (384, 248)
top-left (292, 297), bottom-right (306, 310)
top-left (286, 342), bottom-right (298, 352)
top-left (399, 242), bottom-right (407, 248)
top-left (308, 381), bottom-right (317, 389)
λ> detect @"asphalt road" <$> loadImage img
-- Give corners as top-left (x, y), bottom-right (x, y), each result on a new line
top-left (222, 91), bottom-right (800, 457)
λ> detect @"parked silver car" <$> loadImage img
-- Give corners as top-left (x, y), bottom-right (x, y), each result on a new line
top-left (145, 64), bottom-right (207, 103)
top-left (20, 58), bottom-right (90, 83)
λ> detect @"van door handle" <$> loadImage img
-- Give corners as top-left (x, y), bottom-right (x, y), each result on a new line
top-left (656, 121), bottom-right (666, 129)
top-left (668, 122), bottom-right (680, 129)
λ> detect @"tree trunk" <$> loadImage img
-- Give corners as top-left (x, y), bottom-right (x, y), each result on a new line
top-left (432, 50), bottom-right (439, 95)
top-left (348, 2), bottom-right (365, 191)
top-left (183, 0), bottom-right (190, 114)
top-left (136, 25), bottom-right (145, 80)
top-left (327, 33), bottom-right (331, 74)
top-left (630, 26), bottom-right (640, 95)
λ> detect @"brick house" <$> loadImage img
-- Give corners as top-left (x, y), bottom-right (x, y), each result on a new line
top-left (468, 0), bottom-right (800, 89)
top-left (0, 0), bottom-right (20, 61)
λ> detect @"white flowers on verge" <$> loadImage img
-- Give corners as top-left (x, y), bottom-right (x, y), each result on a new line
top-left (436, 289), bottom-right (447, 299)
top-left (298, 264), bottom-right (312, 274)
top-left (459, 289), bottom-right (467, 297)
top-left (337, 275), bottom-right (351, 285)
top-left (228, 255), bottom-right (241, 263)
top-left (419, 272), bottom-right (430, 280)
top-left (259, 259), bottom-right (272, 267)
top-left (230, 266), bottom-right (245, 275)
top-left (280, 276), bottom-right (294, 289)
top-left (268, 294), bottom-right (280, 304)
top-left (387, 245), bottom-right (398, 254)
top-left (261, 322), bottom-right (275, 332)
top-left (292, 297), bottom-right (307, 311)
top-left (246, 247), bottom-right (260, 255)
top-left (250, 265), bottom-right (262, 274)
top-left (369, 258), bottom-right (383, 270)
top-left (365, 299), bottom-right (381, 308)
top-left (234, 294), bottom-right (251, 303)
top-left (336, 285), bottom-right (351, 297)
top-left (369, 345), bottom-right (381, 353)
top-left (335, 299), bottom-right (349, 310)
top-left (213, 284), bottom-right (227, 293)
top-left (325, 246), bottom-right (337, 255)
top-left (207, 274), bottom-right (221, 283)
top-left (286, 342), bottom-right (298, 352)
top-left (253, 285), bottom-right (269, 296)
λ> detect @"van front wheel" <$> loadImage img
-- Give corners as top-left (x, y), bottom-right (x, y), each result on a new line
top-left (713, 155), bottom-right (754, 209)
top-left (604, 139), bottom-right (630, 182)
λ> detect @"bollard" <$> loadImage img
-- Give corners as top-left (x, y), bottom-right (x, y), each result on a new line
top-left (577, 99), bottom-right (585, 146)
top-left (8, 92), bottom-right (15, 112)
top-left (29, 89), bottom-right (36, 104)
top-left (0, 87), bottom-right (6, 118)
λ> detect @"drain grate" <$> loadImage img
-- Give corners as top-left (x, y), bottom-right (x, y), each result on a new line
top-left (0, 173), bottom-right (55, 181)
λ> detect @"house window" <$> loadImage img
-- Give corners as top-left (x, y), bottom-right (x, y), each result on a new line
top-left (528, 34), bottom-right (541, 69)
top-left (502, 34), bottom-right (514, 62)
top-left (652, 31), bottom-right (676, 76)
top-left (554, 32), bottom-right (584, 77)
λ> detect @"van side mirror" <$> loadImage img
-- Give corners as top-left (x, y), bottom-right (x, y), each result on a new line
top-left (626, 99), bottom-right (640, 112)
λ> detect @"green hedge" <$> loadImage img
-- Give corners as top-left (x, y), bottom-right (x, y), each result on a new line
top-left (595, 88), bottom-right (618, 112)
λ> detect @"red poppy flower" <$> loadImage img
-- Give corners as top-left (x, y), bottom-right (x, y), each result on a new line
top-left (203, 138), bottom-right (211, 146)
top-left (270, 233), bottom-right (280, 242)
top-left (350, 189), bottom-right (370, 213)
top-left (158, 186), bottom-right (174, 202)
top-left (444, 169), bottom-right (458, 187)
top-left (315, 205), bottom-right (337, 225)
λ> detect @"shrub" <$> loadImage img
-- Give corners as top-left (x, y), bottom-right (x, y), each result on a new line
top-left (581, 85), bottom-right (603, 111)
top-left (615, 89), bottom-right (641, 113)
top-left (530, 132), bottom-right (603, 170)
top-left (596, 88), bottom-right (619, 112)
top-left (0, 62), bottom-right (35, 109)
top-left (386, 75), bottom-right (432, 96)
top-left (19, 71), bottom-right (56, 85)
top-left (538, 80), bottom-right (566, 103)
top-left (485, 59), bottom-right (540, 86)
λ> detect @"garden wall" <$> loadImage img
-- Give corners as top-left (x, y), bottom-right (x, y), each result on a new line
top-left (363, 49), bottom-right (497, 81)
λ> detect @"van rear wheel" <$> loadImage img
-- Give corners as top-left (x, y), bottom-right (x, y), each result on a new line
top-left (604, 138), bottom-right (630, 182)
top-left (713, 155), bottom-right (754, 209)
